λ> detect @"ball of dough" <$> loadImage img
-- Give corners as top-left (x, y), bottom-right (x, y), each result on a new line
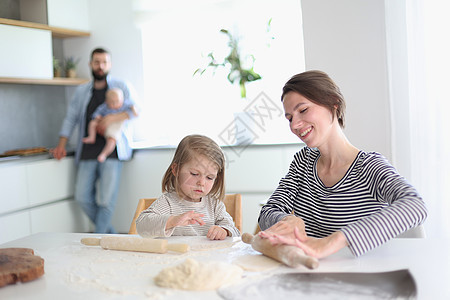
top-left (154, 258), bottom-right (243, 290)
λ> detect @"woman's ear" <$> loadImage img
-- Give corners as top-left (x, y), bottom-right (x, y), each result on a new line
top-left (171, 163), bottom-right (177, 176)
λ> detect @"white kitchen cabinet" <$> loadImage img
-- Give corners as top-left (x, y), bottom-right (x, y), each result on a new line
top-left (30, 200), bottom-right (91, 234)
top-left (0, 156), bottom-right (90, 243)
top-left (47, 0), bottom-right (90, 31)
top-left (0, 163), bottom-right (28, 214)
top-left (0, 210), bottom-right (31, 244)
top-left (18, 0), bottom-right (90, 32)
top-left (0, 0), bottom-right (90, 85)
top-left (0, 24), bottom-right (52, 79)
top-left (27, 158), bottom-right (75, 206)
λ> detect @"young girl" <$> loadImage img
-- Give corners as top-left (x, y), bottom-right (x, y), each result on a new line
top-left (136, 134), bottom-right (240, 240)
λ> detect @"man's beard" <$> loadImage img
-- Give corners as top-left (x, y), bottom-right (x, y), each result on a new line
top-left (92, 70), bottom-right (108, 81)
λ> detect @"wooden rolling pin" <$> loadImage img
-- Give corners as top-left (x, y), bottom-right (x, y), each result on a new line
top-left (242, 232), bottom-right (319, 269)
top-left (81, 236), bottom-right (189, 254)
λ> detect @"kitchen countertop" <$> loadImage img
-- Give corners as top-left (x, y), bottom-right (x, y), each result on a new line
top-left (0, 151), bottom-right (76, 166)
top-left (0, 153), bottom-right (52, 164)
top-left (1, 232), bottom-right (449, 299)
top-left (0, 142), bottom-right (304, 166)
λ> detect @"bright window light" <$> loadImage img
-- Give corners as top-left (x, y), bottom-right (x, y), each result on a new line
top-left (133, 0), bottom-right (304, 147)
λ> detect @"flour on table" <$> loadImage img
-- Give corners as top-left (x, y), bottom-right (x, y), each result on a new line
top-left (188, 237), bottom-right (239, 251)
top-left (233, 254), bottom-right (281, 272)
top-left (154, 258), bottom-right (243, 290)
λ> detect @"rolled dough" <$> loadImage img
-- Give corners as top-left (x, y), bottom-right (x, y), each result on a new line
top-left (233, 254), bottom-right (281, 272)
top-left (154, 258), bottom-right (243, 290)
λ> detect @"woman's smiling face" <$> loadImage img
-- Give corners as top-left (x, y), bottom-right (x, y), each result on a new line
top-left (283, 91), bottom-right (335, 148)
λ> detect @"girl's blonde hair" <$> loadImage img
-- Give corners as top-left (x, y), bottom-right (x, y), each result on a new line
top-left (162, 134), bottom-right (226, 200)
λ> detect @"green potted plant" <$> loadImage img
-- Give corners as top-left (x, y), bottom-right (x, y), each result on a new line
top-left (53, 57), bottom-right (61, 77)
top-left (194, 29), bottom-right (262, 99)
top-left (64, 56), bottom-right (80, 78)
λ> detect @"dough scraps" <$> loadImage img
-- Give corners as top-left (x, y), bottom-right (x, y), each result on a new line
top-left (154, 258), bottom-right (243, 290)
top-left (233, 254), bottom-right (281, 272)
top-left (189, 238), bottom-right (238, 251)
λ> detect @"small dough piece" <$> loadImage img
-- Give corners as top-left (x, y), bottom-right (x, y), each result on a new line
top-left (233, 254), bottom-right (281, 272)
top-left (154, 258), bottom-right (243, 290)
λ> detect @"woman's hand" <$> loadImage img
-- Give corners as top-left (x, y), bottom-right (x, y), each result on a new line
top-left (166, 211), bottom-right (205, 230)
top-left (265, 215), bottom-right (307, 240)
top-left (207, 226), bottom-right (228, 240)
top-left (260, 227), bottom-right (348, 259)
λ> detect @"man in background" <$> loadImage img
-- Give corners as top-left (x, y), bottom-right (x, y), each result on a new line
top-left (51, 48), bottom-right (138, 233)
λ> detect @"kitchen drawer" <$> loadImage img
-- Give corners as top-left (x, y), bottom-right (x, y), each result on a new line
top-left (0, 210), bottom-right (31, 244)
top-left (30, 199), bottom-right (91, 233)
top-left (27, 158), bottom-right (75, 206)
top-left (0, 164), bottom-right (28, 214)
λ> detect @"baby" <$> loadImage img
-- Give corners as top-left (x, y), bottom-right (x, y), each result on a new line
top-left (83, 87), bottom-right (137, 162)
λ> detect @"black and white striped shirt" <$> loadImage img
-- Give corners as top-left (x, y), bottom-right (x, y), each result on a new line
top-left (258, 147), bottom-right (427, 256)
top-left (136, 192), bottom-right (240, 238)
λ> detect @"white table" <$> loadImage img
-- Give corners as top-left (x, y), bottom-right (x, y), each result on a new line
top-left (0, 233), bottom-right (449, 299)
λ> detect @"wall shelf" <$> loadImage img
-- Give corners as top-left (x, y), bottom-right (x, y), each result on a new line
top-left (0, 17), bottom-right (90, 86)
top-left (0, 77), bottom-right (89, 86)
top-left (0, 17), bottom-right (90, 38)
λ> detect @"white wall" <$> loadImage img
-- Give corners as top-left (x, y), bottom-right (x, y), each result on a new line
top-left (301, 0), bottom-right (392, 162)
top-left (383, 0), bottom-right (412, 180)
top-left (63, 0), bottom-right (145, 104)
top-left (64, 0), bottom-right (396, 165)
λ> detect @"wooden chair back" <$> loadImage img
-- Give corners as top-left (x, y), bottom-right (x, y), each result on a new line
top-left (128, 198), bottom-right (156, 234)
top-left (222, 193), bottom-right (242, 233)
top-left (128, 194), bottom-right (242, 234)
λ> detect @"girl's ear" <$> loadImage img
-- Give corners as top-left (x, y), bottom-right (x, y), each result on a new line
top-left (171, 163), bottom-right (177, 176)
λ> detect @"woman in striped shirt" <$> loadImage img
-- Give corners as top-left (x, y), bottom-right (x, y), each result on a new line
top-left (137, 134), bottom-right (240, 240)
top-left (258, 70), bottom-right (427, 258)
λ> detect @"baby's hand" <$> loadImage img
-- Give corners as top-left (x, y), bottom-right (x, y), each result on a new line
top-left (207, 225), bottom-right (228, 240)
top-left (167, 211), bottom-right (205, 229)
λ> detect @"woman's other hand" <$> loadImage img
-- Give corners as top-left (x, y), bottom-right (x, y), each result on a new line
top-left (265, 215), bottom-right (307, 240)
top-left (260, 227), bottom-right (348, 259)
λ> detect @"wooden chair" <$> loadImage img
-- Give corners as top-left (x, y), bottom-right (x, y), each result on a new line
top-left (128, 198), bottom-right (157, 234)
top-left (222, 193), bottom-right (242, 233)
top-left (128, 194), bottom-right (242, 234)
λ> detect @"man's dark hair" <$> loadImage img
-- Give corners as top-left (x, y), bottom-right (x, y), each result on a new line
top-left (90, 48), bottom-right (110, 60)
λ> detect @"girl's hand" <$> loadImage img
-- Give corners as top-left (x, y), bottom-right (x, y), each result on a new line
top-left (206, 225), bottom-right (228, 240)
top-left (166, 211), bottom-right (205, 230)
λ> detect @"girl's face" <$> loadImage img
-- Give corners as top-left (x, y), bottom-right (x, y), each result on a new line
top-left (172, 155), bottom-right (219, 202)
top-left (283, 91), bottom-right (335, 148)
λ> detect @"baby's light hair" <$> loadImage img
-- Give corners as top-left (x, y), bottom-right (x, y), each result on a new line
top-left (106, 87), bottom-right (123, 101)
top-left (162, 135), bottom-right (226, 200)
